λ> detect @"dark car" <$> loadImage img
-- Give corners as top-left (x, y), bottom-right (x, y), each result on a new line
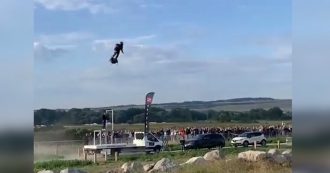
top-left (184, 133), bottom-right (225, 149)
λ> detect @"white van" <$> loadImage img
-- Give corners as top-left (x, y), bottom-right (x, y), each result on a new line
top-left (133, 132), bottom-right (163, 153)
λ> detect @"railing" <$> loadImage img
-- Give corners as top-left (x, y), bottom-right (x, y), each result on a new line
top-left (34, 140), bottom-right (84, 162)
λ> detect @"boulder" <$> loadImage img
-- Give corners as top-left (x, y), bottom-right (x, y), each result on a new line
top-left (273, 154), bottom-right (288, 165)
top-left (267, 149), bottom-right (280, 158)
top-left (148, 158), bottom-right (177, 173)
top-left (282, 149), bottom-right (292, 163)
top-left (38, 170), bottom-right (54, 173)
top-left (282, 149), bottom-right (292, 159)
top-left (143, 163), bottom-right (155, 172)
top-left (121, 162), bottom-right (143, 173)
top-left (203, 150), bottom-right (224, 161)
top-left (180, 156), bottom-right (208, 166)
top-left (60, 168), bottom-right (87, 173)
top-left (238, 150), bottom-right (267, 162)
top-left (106, 169), bottom-right (122, 173)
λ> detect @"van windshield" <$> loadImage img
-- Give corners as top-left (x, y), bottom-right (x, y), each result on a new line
top-left (147, 134), bottom-right (158, 142)
top-left (192, 134), bottom-right (203, 140)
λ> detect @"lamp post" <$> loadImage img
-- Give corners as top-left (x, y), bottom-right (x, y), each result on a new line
top-left (105, 109), bottom-right (114, 131)
top-left (105, 109), bottom-right (114, 144)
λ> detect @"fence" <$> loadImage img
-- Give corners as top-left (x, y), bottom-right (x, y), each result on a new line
top-left (34, 140), bottom-right (84, 162)
top-left (34, 137), bottom-right (135, 162)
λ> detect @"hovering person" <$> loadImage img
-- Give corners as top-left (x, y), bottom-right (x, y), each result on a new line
top-left (110, 41), bottom-right (124, 64)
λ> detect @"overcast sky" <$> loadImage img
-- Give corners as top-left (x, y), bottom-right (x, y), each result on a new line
top-left (33, 0), bottom-right (292, 109)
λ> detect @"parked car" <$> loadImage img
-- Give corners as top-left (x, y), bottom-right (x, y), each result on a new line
top-left (184, 133), bottom-right (225, 149)
top-left (231, 132), bottom-right (267, 147)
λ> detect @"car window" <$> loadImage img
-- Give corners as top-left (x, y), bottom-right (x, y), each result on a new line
top-left (214, 134), bottom-right (224, 140)
top-left (209, 134), bottom-right (217, 139)
top-left (214, 134), bottom-right (221, 138)
top-left (212, 134), bottom-right (220, 139)
top-left (192, 134), bottom-right (202, 140)
top-left (238, 133), bottom-right (247, 137)
top-left (254, 132), bottom-right (261, 137)
top-left (147, 134), bottom-right (158, 142)
top-left (202, 135), bottom-right (211, 140)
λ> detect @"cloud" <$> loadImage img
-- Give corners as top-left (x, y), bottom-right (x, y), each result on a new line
top-left (37, 32), bottom-right (94, 45)
top-left (254, 36), bottom-right (292, 64)
top-left (92, 34), bottom-right (156, 51)
top-left (34, 42), bottom-right (73, 61)
top-left (34, 32), bottom-right (94, 61)
top-left (138, 1), bottom-right (163, 9)
top-left (34, 0), bottom-right (111, 14)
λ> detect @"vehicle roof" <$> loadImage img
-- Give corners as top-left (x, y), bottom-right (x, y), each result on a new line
top-left (243, 132), bottom-right (263, 134)
top-left (198, 133), bottom-right (225, 137)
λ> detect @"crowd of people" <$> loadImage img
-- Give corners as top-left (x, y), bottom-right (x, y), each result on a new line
top-left (150, 124), bottom-right (292, 141)
top-left (84, 123), bottom-right (292, 145)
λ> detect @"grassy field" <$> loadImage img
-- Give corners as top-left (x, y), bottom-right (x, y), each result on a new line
top-left (34, 145), bottom-right (292, 173)
top-left (34, 121), bottom-right (292, 172)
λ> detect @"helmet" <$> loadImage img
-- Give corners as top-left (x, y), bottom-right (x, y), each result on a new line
top-left (120, 41), bottom-right (123, 44)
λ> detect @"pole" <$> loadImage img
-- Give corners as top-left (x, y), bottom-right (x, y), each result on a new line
top-left (105, 109), bottom-right (114, 144)
top-left (111, 109), bottom-right (114, 144)
top-left (112, 109), bottom-right (114, 131)
top-left (115, 151), bottom-right (118, 162)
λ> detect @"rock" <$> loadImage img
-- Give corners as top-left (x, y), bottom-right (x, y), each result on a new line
top-left (265, 149), bottom-right (291, 165)
top-left (121, 162), bottom-right (130, 173)
top-left (180, 156), bottom-right (208, 166)
top-left (267, 149), bottom-right (280, 158)
top-left (203, 150), bottom-right (224, 161)
top-left (121, 162), bottom-right (143, 173)
top-left (106, 168), bottom-right (125, 173)
top-left (143, 163), bottom-right (155, 172)
top-left (282, 149), bottom-right (292, 158)
top-left (60, 168), bottom-right (87, 173)
top-left (238, 150), bottom-right (267, 162)
top-left (273, 154), bottom-right (288, 165)
top-left (106, 169), bottom-right (122, 173)
top-left (38, 170), bottom-right (54, 173)
top-left (282, 149), bottom-right (291, 155)
top-left (282, 149), bottom-right (292, 163)
top-left (148, 158), bottom-right (177, 172)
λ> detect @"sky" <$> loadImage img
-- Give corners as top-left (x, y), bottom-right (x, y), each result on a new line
top-left (33, 0), bottom-right (292, 109)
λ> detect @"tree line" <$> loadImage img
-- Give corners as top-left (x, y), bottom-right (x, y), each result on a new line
top-left (34, 107), bottom-right (291, 126)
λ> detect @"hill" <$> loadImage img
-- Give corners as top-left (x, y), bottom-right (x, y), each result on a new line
top-left (89, 97), bottom-right (291, 113)
top-left (35, 98), bottom-right (292, 126)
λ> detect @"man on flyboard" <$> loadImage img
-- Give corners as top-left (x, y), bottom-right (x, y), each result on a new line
top-left (109, 41), bottom-right (124, 64)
